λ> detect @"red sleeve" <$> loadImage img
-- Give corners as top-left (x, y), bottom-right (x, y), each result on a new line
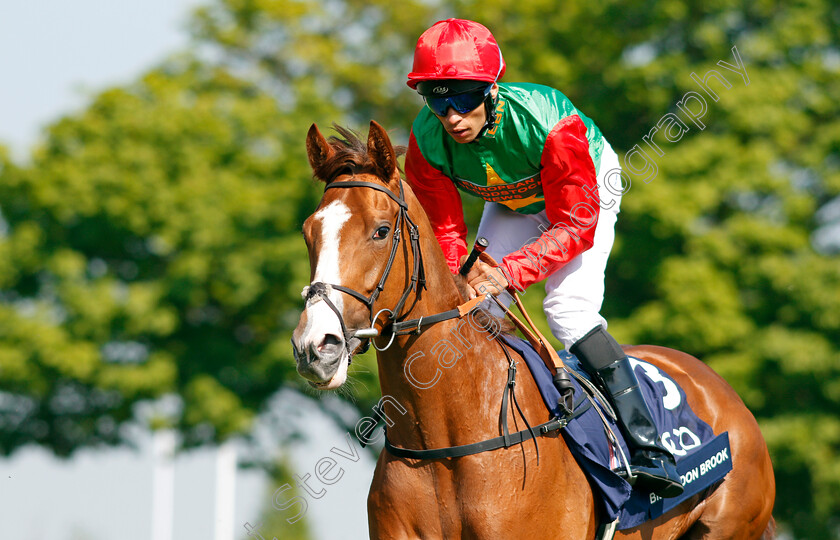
top-left (405, 130), bottom-right (468, 273)
top-left (501, 115), bottom-right (599, 291)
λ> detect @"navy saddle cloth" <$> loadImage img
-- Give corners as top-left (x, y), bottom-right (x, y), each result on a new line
top-left (501, 335), bottom-right (732, 530)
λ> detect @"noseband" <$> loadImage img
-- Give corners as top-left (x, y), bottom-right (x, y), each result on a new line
top-left (304, 178), bottom-right (426, 359)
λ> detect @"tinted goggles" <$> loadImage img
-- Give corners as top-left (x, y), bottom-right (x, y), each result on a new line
top-left (424, 84), bottom-right (492, 116)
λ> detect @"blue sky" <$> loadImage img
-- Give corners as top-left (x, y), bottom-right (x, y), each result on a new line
top-left (0, 0), bottom-right (198, 156)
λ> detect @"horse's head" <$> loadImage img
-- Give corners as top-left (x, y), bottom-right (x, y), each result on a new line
top-left (292, 121), bottom-right (419, 389)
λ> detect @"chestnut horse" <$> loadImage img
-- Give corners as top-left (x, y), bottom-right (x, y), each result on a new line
top-left (292, 121), bottom-right (775, 539)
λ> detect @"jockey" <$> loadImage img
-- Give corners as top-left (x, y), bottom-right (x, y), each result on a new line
top-left (404, 18), bottom-right (683, 498)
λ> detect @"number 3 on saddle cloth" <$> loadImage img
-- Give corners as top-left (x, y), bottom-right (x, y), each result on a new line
top-left (500, 335), bottom-right (733, 530)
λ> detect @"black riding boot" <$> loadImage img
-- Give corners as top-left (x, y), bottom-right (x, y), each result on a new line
top-left (570, 325), bottom-right (684, 498)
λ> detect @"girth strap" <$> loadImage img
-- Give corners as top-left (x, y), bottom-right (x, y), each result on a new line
top-left (383, 339), bottom-right (591, 460)
top-left (384, 394), bottom-right (591, 460)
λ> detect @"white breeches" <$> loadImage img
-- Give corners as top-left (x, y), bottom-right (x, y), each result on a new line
top-left (476, 143), bottom-right (623, 349)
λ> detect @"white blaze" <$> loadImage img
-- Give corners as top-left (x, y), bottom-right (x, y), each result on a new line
top-left (302, 200), bottom-right (352, 352)
top-left (313, 200), bottom-right (351, 286)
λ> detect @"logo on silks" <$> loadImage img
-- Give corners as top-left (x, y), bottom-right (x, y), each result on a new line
top-left (433, 86), bottom-right (449, 94)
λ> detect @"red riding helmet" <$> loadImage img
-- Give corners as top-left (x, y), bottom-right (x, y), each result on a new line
top-left (407, 19), bottom-right (506, 90)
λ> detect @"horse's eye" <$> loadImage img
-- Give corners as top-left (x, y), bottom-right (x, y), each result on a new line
top-left (373, 225), bottom-right (390, 240)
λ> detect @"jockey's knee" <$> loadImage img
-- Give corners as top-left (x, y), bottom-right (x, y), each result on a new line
top-left (543, 308), bottom-right (607, 350)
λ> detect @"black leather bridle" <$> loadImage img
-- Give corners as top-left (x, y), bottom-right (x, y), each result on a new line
top-left (302, 178), bottom-right (426, 360)
top-left (300, 175), bottom-right (586, 462)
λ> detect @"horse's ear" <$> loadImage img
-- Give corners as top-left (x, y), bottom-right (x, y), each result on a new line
top-left (306, 123), bottom-right (334, 181)
top-left (367, 120), bottom-right (398, 185)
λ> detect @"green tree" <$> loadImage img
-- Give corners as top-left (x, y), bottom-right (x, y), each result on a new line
top-left (0, 58), bottom-right (362, 454)
top-left (191, 1), bottom-right (840, 536)
top-left (1, 0), bottom-right (837, 536)
top-left (188, 0), bottom-right (438, 135)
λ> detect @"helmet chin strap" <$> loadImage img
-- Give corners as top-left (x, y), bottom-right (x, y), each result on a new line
top-left (474, 92), bottom-right (499, 140)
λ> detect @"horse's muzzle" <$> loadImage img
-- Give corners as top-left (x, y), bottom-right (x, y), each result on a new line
top-left (292, 333), bottom-right (344, 384)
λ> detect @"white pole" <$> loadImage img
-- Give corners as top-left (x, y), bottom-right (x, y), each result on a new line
top-left (151, 429), bottom-right (176, 540)
top-left (214, 440), bottom-right (237, 540)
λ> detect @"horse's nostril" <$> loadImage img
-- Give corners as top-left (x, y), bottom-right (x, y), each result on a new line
top-left (318, 334), bottom-right (343, 353)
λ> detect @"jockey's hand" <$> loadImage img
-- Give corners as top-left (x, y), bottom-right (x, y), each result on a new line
top-left (458, 255), bottom-right (509, 299)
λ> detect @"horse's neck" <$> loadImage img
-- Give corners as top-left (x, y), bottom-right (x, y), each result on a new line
top-left (375, 264), bottom-right (521, 449)
top-left (372, 188), bottom-right (541, 449)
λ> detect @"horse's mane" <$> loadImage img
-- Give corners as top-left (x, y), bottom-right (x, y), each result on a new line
top-left (314, 124), bottom-right (407, 183)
